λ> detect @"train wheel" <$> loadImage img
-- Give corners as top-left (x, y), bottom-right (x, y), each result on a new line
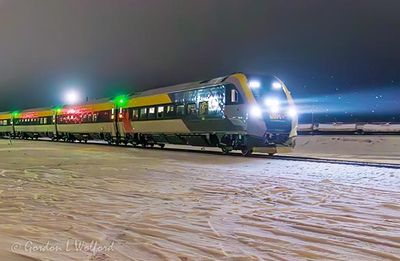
top-left (159, 144), bottom-right (165, 149)
top-left (221, 147), bottom-right (231, 154)
top-left (241, 147), bottom-right (253, 157)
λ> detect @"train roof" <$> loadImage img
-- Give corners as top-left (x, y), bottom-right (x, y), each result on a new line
top-left (0, 73), bottom-right (249, 114)
top-left (0, 112), bottom-right (11, 120)
top-left (137, 72), bottom-right (244, 97)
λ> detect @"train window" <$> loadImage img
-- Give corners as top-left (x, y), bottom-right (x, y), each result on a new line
top-left (148, 107), bottom-right (156, 119)
top-left (176, 104), bottom-right (185, 117)
top-left (165, 105), bottom-right (176, 118)
top-left (93, 113), bottom-right (98, 122)
top-left (231, 89), bottom-right (238, 103)
top-left (226, 84), bottom-right (243, 105)
top-left (157, 106), bottom-right (164, 118)
top-left (199, 101), bottom-right (208, 116)
top-left (132, 109), bottom-right (139, 120)
top-left (139, 108), bottom-right (148, 119)
top-left (187, 103), bottom-right (197, 117)
top-left (96, 111), bottom-right (111, 122)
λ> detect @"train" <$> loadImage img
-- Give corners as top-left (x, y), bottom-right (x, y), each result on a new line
top-left (0, 73), bottom-right (298, 156)
top-left (298, 122), bottom-right (400, 134)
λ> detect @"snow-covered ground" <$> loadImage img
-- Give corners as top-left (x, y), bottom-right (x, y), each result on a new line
top-left (0, 140), bottom-right (399, 260)
top-left (288, 135), bottom-right (400, 164)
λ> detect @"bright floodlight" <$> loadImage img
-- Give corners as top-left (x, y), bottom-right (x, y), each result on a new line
top-left (287, 107), bottom-right (298, 118)
top-left (272, 82), bottom-right (282, 90)
top-left (64, 89), bottom-right (81, 105)
top-left (249, 80), bottom-right (261, 89)
top-left (250, 106), bottom-right (262, 118)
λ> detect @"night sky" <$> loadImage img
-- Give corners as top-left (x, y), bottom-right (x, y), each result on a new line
top-left (0, 0), bottom-right (399, 122)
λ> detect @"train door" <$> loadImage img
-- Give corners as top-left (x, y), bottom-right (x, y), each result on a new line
top-left (11, 115), bottom-right (16, 138)
top-left (53, 112), bottom-right (58, 139)
top-left (111, 107), bottom-right (119, 142)
top-left (111, 107), bottom-right (133, 144)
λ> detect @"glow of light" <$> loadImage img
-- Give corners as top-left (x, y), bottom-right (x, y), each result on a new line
top-left (114, 95), bottom-right (128, 108)
top-left (287, 107), bottom-right (298, 118)
top-left (209, 97), bottom-right (219, 111)
top-left (270, 106), bottom-right (280, 113)
top-left (272, 82), bottom-right (282, 90)
top-left (64, 89), bottom-right (81, 105)
top-left (249, 80), bottom-right (261, 89)
top-left (264, 98), bottom-right (280, 108)
top-left (250, 106), bottom-right (262, 118)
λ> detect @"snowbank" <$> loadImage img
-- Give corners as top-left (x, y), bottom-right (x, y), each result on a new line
top-left (361, 123), bottom-right (400, 133)
top-left (290, 135), bottom-right (400, 164)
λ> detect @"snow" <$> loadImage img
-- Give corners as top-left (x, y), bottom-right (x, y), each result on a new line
top-left (0, 140), bottom-right (399, 260)
top-left (362, 123), bottom-right (400, 133)
top-left (289, 135), bottom-right (400, 164)
top-left (317, 123), bottom-right (358, 132)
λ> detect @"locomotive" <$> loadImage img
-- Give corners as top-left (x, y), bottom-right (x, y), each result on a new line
top-left (0, 73), bottom-right (298, 156)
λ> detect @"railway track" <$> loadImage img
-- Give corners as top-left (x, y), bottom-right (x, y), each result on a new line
top-left (155, 146), bottom-right (400, 169)
top-left (3, 137), bottom-right (400, 169)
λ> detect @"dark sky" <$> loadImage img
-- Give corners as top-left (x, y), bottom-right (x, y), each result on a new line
top-left (0, 0), bottom-right (399, 121)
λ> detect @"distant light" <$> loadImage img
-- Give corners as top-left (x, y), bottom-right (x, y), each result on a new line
top-left (64, 89), bottom-right (81, 105)
top-left (287, 107), bottom-right (298, 118)
top-left (249, 80), bottom-right (261, 89)
top-left (250, 106), bottom-right (262, 118)
top-left (272, 82), bottom-right (282, 90)
top-left (115, 95), bottom-right (128, 107)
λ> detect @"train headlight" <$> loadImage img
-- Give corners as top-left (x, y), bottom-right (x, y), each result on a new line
top-left (272, 82), bottom-right (282, 90)
top-left (287, 107), bottom-right (298, 118)
top-left (250, 106), bottom-right (262, 119)
top-left (249, 80), bottom-right (261, 89)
